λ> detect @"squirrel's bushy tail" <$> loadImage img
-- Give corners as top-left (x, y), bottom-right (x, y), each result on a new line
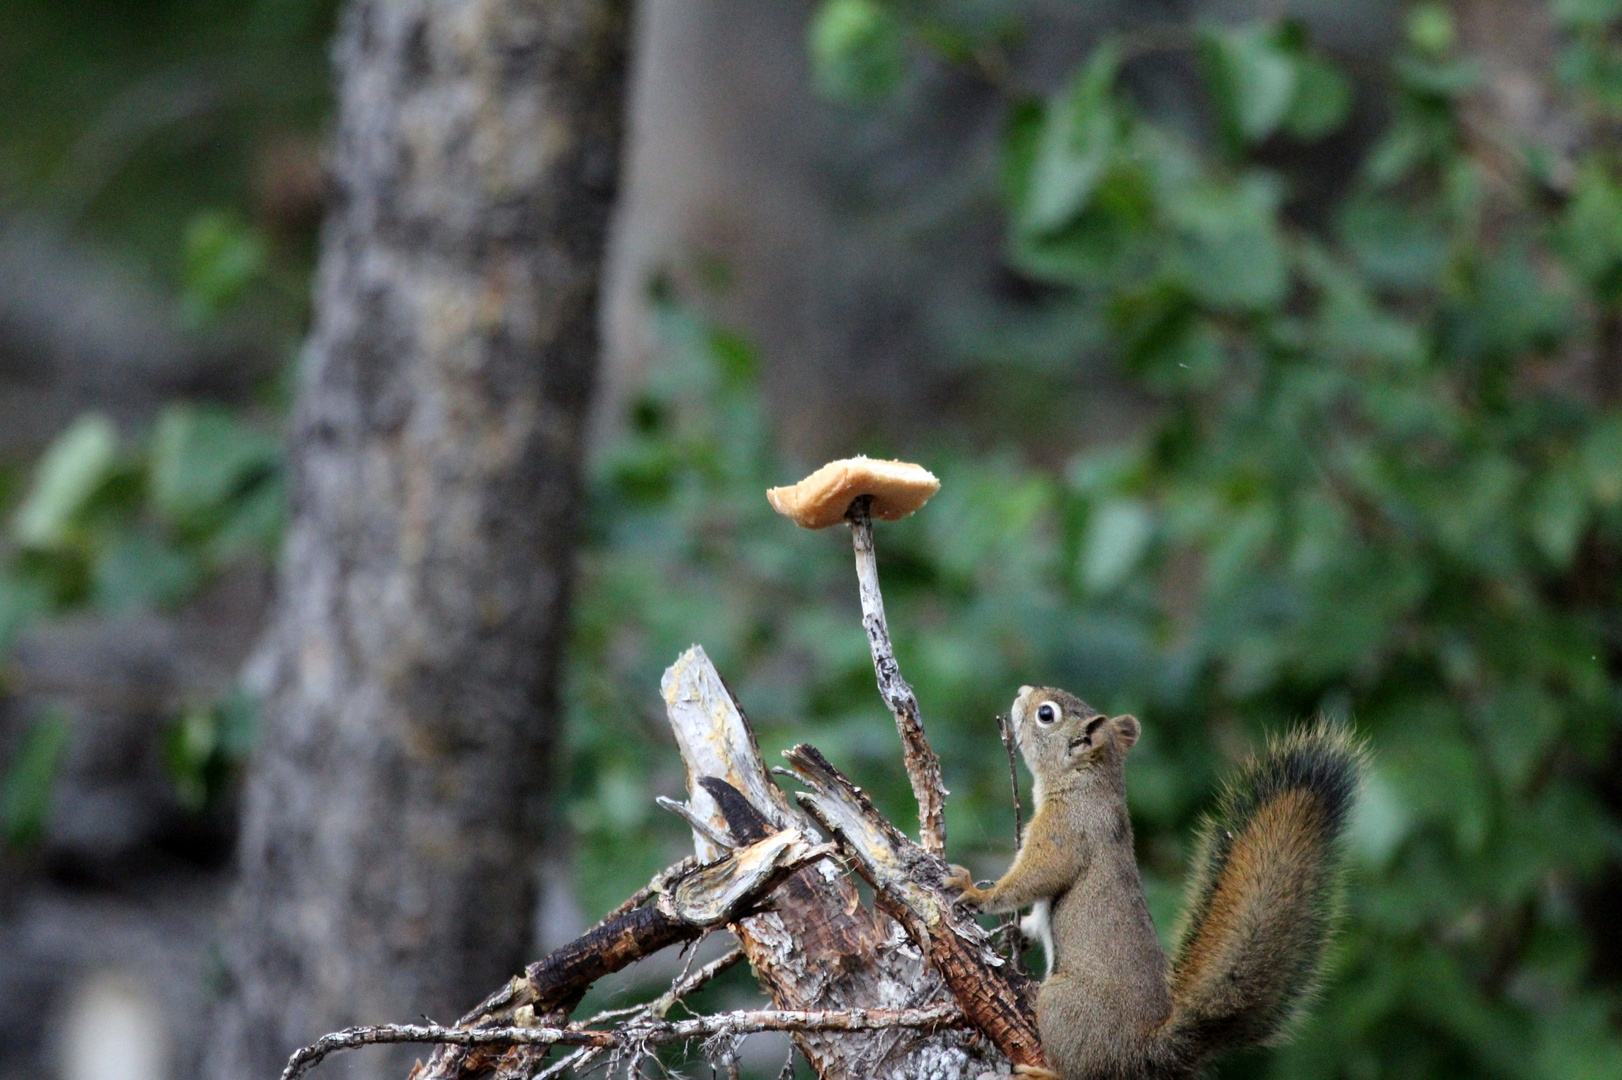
top-left (1159, 723), bottom-right (1364, 1065)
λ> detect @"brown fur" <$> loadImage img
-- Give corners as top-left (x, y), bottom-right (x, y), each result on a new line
top-left (948, 692), bottom-right (1363, 1080)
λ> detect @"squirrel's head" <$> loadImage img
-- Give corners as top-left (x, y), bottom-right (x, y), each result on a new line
top-left (1010, 685), bottom-right (1140, 785)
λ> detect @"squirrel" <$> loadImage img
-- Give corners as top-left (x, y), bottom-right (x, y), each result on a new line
top-left (945, 686), bottom-right (1363, 1080)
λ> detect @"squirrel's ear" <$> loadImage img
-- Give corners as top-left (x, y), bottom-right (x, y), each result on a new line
top-left (1112, 714), bottom-right (1140, 750)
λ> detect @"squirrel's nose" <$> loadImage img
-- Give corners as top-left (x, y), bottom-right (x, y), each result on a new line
top-left (1017, 684), bottom-right (1033, 698)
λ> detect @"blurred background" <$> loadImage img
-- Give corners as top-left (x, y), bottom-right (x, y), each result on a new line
top-left (1, 0), bottom-right (1620, 1079)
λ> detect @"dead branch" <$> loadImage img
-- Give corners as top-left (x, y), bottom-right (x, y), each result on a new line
top-left (539, 945), bottom-right (749, 1080)
top-left (407, 826), bottom-right (831, 1080)
top-left (785, 744), bottom-right (1046, 1070)
top-left (369, 650), bottom-right (1023, 1080)
top-left (287, 1004), bottom-right (968, 1080)
top-left (660, 647), bottom-right (1000, 1080)
top-left (846, 495), bottom-right (948, 856)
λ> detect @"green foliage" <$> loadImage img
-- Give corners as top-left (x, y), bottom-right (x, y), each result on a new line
top-left (0, 405), bottom-right (281, 834)
top-left (0, 0), bottom-right (330, 836)
top-left (164, 688), bottom-right (258, 812)
top-left (0, 708), bottom-right (70, 847)
top-left (809, 0), bottom-right (909, 104)
top-left (578, 3), bottom-right (1622, 1077)
top-left (7, 404), bottom-right (282, 619)
top-left (180, 210), bottom-right (270, 328)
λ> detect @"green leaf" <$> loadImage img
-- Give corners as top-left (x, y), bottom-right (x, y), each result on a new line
top-left (1, 709), bottom-right (70, 848)
top-left (1553, 0), bottom-right (1622, 25)
top-left (808, 0), bottom-right (908, 105)
top-left (1527, 461), bottom-right (1589, 567)
top-left (1001, 97), bottom-right (1045, 213)
top-left (1349, 765), bottom-right (1412, 867)
top-left (1339, 195), bottom-right (1449, 290)
top-left (12, 413), bottom-right (120, 551)
top-left (1558, 165), bottom-right (1622, 300)
top-left (1583, 415), bottom-right (1622, 505)
top-left (1200, 23), bottom-right (1299, 146)
top-left (164, 703), bottom-right (219, 811)
top-left (1011, 167), bottom-right (1156, 284)
top-left (1021, 42), bottom-right (1122, 234)
top-left (150, 403), bottom-right (281, 533)
top-left (1164, 174), bottom-right (1289, 310)
top-left (204, 476), bottom-right (287, 565)
top-left (1081, 497), bottom-right (1153, 593)
top-left (180, 210), bottom-right (268, 327)
top-left (1406, 3), bottom-right (1456, 55)
top-left (92, 529), bottom-right (199, 612)
top-left (1285, 55), bottom-right (1353, 140)
top-left (0, 576), bottom-right (50, 657)
top-left (1559, 37), bottom-right (1622, 112)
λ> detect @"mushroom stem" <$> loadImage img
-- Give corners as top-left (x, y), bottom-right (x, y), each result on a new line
top-left (846, 495), bottom-right (947, 856)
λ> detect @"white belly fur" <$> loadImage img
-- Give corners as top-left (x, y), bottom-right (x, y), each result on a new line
top-left (1020, 899), bottom-right (1054, 978)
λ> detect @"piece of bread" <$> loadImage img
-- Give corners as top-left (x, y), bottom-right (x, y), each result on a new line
top-left (766, 457), bottom-right (940, 529)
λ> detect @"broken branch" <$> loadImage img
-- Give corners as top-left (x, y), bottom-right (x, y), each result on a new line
top-left (287, 1004), bottom-right (970, 1080)
top-left (405, 825), bottom-right (830, 1080)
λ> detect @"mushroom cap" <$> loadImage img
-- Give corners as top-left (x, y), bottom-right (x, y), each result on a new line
top-left (767, 457), bottom-right (940, 529)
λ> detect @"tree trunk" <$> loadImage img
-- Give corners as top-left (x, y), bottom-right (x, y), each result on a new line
top-left (205, 2), bottom-right (627, 1078)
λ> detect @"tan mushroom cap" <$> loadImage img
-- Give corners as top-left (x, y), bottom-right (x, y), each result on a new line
top-left (767, 457), bottom-right (941, 529)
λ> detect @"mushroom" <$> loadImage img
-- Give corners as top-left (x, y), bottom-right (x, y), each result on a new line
top-left (766, 457), bottom-right (947, 855)
top-left (766, 457), bottom-right (940, 530)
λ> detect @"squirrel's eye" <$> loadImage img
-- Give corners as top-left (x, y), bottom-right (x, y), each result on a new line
top-left (1036, 702), bottom-right (1059, 725)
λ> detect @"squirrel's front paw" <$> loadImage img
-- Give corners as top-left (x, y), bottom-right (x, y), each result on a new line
top-left (943, 865), bottom-right (980, 906)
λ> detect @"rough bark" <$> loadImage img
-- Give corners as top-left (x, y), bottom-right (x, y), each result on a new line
top-left (205, 3), bottom-right (628, 1079)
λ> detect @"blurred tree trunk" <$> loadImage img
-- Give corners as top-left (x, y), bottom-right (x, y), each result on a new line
top-left (205, 2), bottom-right (627, 1079)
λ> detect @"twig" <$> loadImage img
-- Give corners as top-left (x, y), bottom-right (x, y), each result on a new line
top-left (650, 945), bottom-right (747, 1018)
top-left (845, 495), bottom-right (948, 856)
top-left (577, 944), bottom-right (744, 1029)
top-left (658, 797), bottom-right (738, 852)
top-left (995, 713), bottom-right (1025, 975)
top-left (995, 714), bottom-right (1023, 849)
top-left (284, 1005), bottom-right (968, 1080)
top-left (533, 1045), bottom-right (600, 1080)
